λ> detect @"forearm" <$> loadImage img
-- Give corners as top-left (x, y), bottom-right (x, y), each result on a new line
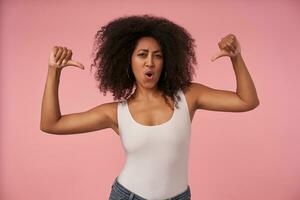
top-left (231, 53), bottom-right (260, 106)
top-left (40, 67), bottom-right (62, 131)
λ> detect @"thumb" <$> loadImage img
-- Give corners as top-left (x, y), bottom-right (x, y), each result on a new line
top-left (64, 60), bottom-right (85, 70)
top-left (210, 50), bottom-right (230, 62)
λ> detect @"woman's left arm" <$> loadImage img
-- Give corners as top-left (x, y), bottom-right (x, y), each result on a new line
top-left (193, 34), bottom-right (260, 112)
top-left (230, 53), bottom-right (260, 107)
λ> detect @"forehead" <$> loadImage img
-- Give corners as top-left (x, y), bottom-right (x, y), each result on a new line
top-left (134, 37), bottom-right (162, 52)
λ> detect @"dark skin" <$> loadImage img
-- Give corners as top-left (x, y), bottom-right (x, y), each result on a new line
top-left (41, 33), bottom-right (259, 135)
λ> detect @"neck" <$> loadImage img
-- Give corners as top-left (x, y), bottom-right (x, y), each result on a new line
top-left (131, 83), bottom-right (163, 101)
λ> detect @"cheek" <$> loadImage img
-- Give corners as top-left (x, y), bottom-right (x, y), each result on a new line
top-left (130, 65), bottom-right (142, 77)
top-left (157, 61), bottom-right (164, 71)
top-left (131, 57), bottom-right (143, 67)
top-left (130, 59), bottom-right (140, 72)
top-left (157, 60), bottom-right (163, 65)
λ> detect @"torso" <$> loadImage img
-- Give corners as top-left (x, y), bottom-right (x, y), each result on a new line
top-left (110, 85), bottom-right (197, 135)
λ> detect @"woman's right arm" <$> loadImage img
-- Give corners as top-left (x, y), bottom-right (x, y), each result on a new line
top-left (40, 66), bottom-right (62, 133)
top-left (40, 46), bottom-right (114, 135)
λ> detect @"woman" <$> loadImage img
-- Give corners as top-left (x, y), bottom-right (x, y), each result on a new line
top-left (40, 14), bottom-right (259, 200)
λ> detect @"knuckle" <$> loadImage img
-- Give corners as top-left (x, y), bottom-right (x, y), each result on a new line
top-left (60, 47), bottom-right (66, 54)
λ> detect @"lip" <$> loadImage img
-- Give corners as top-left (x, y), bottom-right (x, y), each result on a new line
top-left (144, 70), bottom-right (154, 75)
top-left (144, 73), bottom-right (154, 81)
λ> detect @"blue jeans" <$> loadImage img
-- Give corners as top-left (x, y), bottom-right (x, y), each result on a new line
top-left (109, 176), bottom-right (191, 200)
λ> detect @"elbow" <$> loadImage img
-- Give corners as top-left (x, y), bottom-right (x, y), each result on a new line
top-left (40, 124), bottom-right (55, 134)
top-left (247, 100), bottom-right (260, 110)
top-left (253, 99), bottom-right (260, 108)
top-left (40, 122), bottom-right (47, 133)
top-left (40, 119), bottom-right (60, 134)
top-left (40, 120), bottom-right (48, 133)
top-left (40, 126), bottom-right (51, 133)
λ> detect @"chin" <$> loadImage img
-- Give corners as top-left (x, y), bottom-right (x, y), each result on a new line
top-left (144, 83), bottom-right (157, 88)
top-left (139, 81), bottom-right (157, 88)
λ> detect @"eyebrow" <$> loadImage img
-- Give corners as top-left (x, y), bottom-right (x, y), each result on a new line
top-left (138, 49), bottom-right (162, 53)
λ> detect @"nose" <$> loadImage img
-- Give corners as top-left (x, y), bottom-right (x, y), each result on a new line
top-left (145, 55), bottom-right (154, 67)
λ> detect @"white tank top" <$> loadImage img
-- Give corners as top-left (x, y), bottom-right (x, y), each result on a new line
top-left (117, 89), bottom-right (191, 199)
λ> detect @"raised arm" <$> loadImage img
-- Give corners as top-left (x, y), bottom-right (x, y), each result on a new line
top-left (40, 46), bottom-right (114, 134)
top-left (193, 34), bottom-right (259, 112)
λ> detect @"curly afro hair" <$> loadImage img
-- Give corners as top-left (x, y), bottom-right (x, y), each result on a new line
top-left (90, 14), bottom-right (197, 109)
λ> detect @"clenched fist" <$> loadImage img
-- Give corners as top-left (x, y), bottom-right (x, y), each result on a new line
top-left (48, 46), bottom-right (85, 70)
top-left (211, 34), bottom-right (241, 62)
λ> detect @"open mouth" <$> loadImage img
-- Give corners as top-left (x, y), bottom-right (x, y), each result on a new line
top-left (145, 72), bottom-right (154, 78)
top-left (146, 73), bottom-right (153, 78)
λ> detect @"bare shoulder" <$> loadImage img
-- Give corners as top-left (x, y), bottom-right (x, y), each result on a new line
top-left (182, 82), bottom-right (201, 107)
top-left (184, 81), bottom-right (216, 110)
top-left (100, 101), bottom-right (119, 135)
top-left (180, 82), bottom-right (200, 122)
top-left (182, 81), bottom-right (220, 113)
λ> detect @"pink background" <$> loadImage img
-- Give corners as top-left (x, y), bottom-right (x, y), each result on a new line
top-left (1, 0), bottom-right (299, 199)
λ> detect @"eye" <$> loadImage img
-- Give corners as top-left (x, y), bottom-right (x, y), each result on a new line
top-left (137, 53), bottom-right (162, 58)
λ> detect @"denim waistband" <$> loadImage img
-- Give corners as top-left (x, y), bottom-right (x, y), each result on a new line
top-left (111, 176), bottom-right (191, 200)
